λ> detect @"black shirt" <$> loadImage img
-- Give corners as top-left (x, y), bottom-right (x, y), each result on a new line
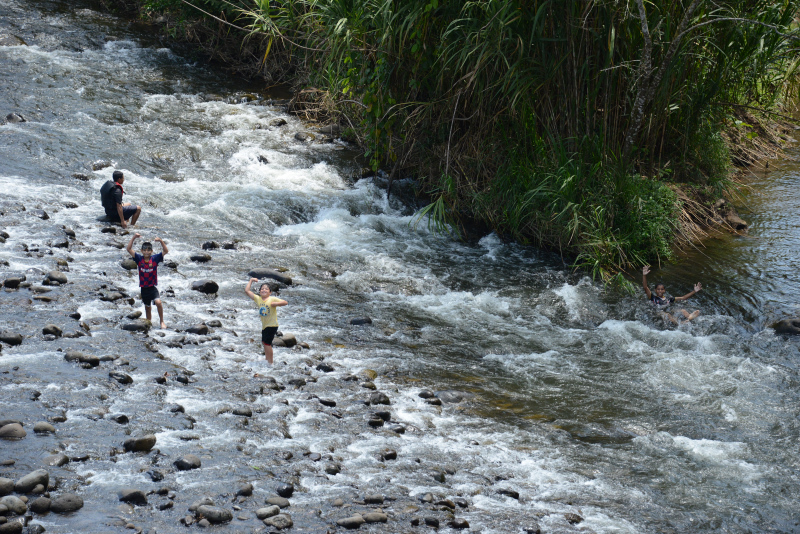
top-left (100, 180), bottom-right (123, 215)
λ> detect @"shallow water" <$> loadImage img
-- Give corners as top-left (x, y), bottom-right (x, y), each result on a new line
top-left (2, 1), bottom-right (800, 533)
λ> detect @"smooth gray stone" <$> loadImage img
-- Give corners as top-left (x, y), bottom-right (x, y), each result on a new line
top-left (0, 331), bottom-right (22, 345)
top-left (28, 496), bottom-right (51, 514)
top-left (191, 280), bottom-right (219, 294)
top-left (262, 514), bottom-right (292, 530)
top-left (265, 496), bottom-right (289, 509)
top-left (121, 258), bottom-right (137, 270)
top-left (363, 512), bottom-right (388, 523)
top-left (232, 407), bottom-right (252, 417)
top-left (436, 390), bottom-right (468, 403)
top-left (336, 515), bottom-right (365, 529)
top-left (350, 317), bottom-right (372, 325)
top-left (236, 483), bottom-right (253, 496)
top-left (196, 505), bottom-right (232, 524)
top-left (121, 320), bottom-right (149, 332)
top-left (174, 454), bottom-right (201, 470)
top-left (123, 434), bottom-right (156, 452)
top-left (118, 488), bottom-right (147, 505)
top-left (188, 496), bottom-right (214, 512)
top-left (256, 505), bottom-right (280, 519)
top-left (0, 496), bottom-right (27, 515)
top-left (185, 324), bottom-right (209, 335)
top-left (369, 392), bottom-right (390, 405)
top-left (41, 324), bottom-right (62, 337)
top-left (0, 424), bottom-right (25, 440)
top-left (50, 493), bottom-right (83, 513)
top-left (0, 478), bottom-right (13, 496)
top-left (15, 470), bottom-right (49, 493)
top-left (0, 520), bottom-right (23, 534)
top-left (364, 494), bottom-right (383, 504)
top-left (275, 483), bottom-right (293, 498)
top-left (43, 453), bottom-right (69, 467)
top-left (33, 422), bottom-right (55, 433)
top-left (45, 271), bottom-right (67, 284)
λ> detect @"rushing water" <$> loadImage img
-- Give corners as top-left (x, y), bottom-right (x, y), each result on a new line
top-left (2, 1), bottom-right (800, 533)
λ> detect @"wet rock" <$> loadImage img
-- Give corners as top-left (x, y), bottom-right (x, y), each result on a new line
top-left (364, 494), bottom-right (384, 505)
top-left (5, 113), bottom-right (26, 123)
top-left (316, 363), bottom-right (335, 373)
top-left (100, 291), bottom-right (125, 301)
top-left (450, 518), bottom-right (469, 529)
top-left (389, 424), bottom-right (406, 434)
top-left (52, 237), bottom-right (69, 248)
top-left (43, 453), bottom-right (69, 467)
top-left (45, 271), bottom-right (67, 284)
top-left (28, 497), bottom-right (50, 514)
top-left (126, 311), bottom-right (141, 319)
top-left (186, 324), bottom-right (209, 335)
top-left (436, 390), bottom-right (467, 403)
top-left (32, 422), bottom-right (55, 434)
top-left (350, 317), bottom-right (372, 325)
top-left (275, 484), bottom-right (293, 498)
top-left (318, 398), bottom-right (336, 407)
top-left (100, 226), bottom-right (116, 234)
top-left (191, 280), bottom-right (219, 294)
top-left (265, 496), bottom-right (289, 509)
top-left (72, 172), bottom-right (90, 181)
top-left (30, 210), bottom-right (49, 220)
top-left (257, 154), bottom-right (269, 164)
top-left (453, 497), bottom-right (468, 508)
top-left (109, 371), bottom-right (133, 385)
top-left (324, 463), bottom-right (340, 475)
top-left (367, 416), bottom-right (384, 428)
top-left (123, 434), bottom-right (156, 453)
top-left (196, 505), bottom-right (232, 524)
top-left (248, 268), bottom-right (292, 285)
top-left (0, 521), bottom-right (23, 534)
top-left (564, 513), bottom-right (583, 525)
top-left (336, 515), bottom-right (365, 529)
top-left (263, 513), bottom-right (293, 530)
top-left (369, 392), bottom-right (391, 406)
top-left (188, 497), bottom-right (214, 512)
top-left (318, 124), bottom-right (340, 135)
top-left (0, 478), bottom-right (12, 496)
top-left (524, 524), bottom-right (542, 534)
top-left (426, 398), bottom-right (443, 406)
top-left (68, 312), bottom-right (81, 320)
top-left (424, 517), bottom-right (440, 528)
top-left (380, 449), bottom-right (397, 461)
top-left (363, 512), bottom-right (388, 523)
top-left (14, 469), bottom-right (50, 493)
top-left (497, 488), bottom-right (519, 500)
top-left (232, 407), bottom-right (252, 417)
top-left (91, 160), bottom-right (112, 171)
top-left (201, 241), bottom-right (219, 250)
top-left (236, 483), bottom-right (253, 497)
top-left (256, 505), bottom-right (280, 519)
top-left (0, 331), bottom-right (23, 345)
top-left (279, 334), bottom-right (296, 348)
top-left (294, 132), bottom-right (313, 142)
top-left (772, 317), bottom-right (800, 335)
top-left (270, 118), bottom-right (287, 127)
top-left (121, 320), bottom-right (149, 332)
top-left (0, 496), bottom-right (27, 515)
top-left (174, 455), bottom-right (201, 471)
top-left (120, 258), bottom-right (137, 270)
top-left (118, 488), bottom-right (147, 505)
top-left (0, 424), bottom-right (26, 440)
top-left (3, 279), bottom-right (22, 290)
top-left (190, 253), bottom-right (212, 263)
top-left (41, 325), bottom-right (62, 337)
top-left (726, 212), bottom-right (748, 230)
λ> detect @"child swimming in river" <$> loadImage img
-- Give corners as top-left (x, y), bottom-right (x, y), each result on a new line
top-left (642, 265), bottom-right (702, 323)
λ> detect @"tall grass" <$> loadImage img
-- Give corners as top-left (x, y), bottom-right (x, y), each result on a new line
top-left (134, 0), bottom-right (800, 273)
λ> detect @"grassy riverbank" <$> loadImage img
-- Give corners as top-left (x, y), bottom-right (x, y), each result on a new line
top-left (106, 0), bottom-right (800, 279)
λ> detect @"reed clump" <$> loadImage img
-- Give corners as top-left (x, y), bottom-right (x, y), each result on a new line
top-left (122, 0), bottom-right (800, 277)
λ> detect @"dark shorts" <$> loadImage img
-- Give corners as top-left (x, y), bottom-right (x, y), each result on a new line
top-left (261, 326), bottom-right (278, 346)
top-left (141, 286), bottom-right (160, 306)
top-left (106, 204), bottom-right (139, 222)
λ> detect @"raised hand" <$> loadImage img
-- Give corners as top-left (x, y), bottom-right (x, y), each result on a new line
top-left (643, 265), bottom-right (651, 276)
top-left (133, 233), bottom-right (141, 239)
top-left (249, 277), bottom-right (258, 284)
top-left (694, 282), bottom-right (702, 293)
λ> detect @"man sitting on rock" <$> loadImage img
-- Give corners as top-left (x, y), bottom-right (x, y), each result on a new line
top-left (100, 170), bottom-right (140, 228)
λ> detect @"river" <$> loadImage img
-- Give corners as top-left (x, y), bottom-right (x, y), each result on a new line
top-left (1, 1), bottom-right (799, 533)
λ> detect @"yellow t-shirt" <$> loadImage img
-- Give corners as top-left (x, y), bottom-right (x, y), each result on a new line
top-left (255, 296), bottom-right (280, 328)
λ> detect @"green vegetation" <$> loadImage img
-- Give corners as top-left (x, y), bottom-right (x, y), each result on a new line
top-left (118, 0), bottom-right (800, 278)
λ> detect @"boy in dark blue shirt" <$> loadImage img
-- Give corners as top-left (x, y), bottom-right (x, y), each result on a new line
top-left (642, 265), bottom-right (701, 323)
top-left (126, 233), bottom-right (169, 328)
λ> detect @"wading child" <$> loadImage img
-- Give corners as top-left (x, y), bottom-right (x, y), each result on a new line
top-left (245, 277), bottom-right (287, 364)
top-left (126, 233), bottom-right (169, 329)
top-left (642, 265), bottom-right (702, 324)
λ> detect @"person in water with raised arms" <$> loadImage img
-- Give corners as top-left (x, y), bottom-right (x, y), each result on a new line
top-left (642, 265), bottom-right (702, 323)
top-left (245, 278), bottom-right (288, 365)
top-left (126, 233), bottom-right (168, 329)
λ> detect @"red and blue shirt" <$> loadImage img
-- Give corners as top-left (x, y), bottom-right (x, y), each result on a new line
top-left (134, 252), bottom-right (163, 287)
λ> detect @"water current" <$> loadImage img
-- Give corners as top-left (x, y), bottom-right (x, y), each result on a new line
top-left (1, 1), bottom-right (800, 533)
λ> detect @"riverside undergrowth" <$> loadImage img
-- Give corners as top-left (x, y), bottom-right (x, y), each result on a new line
top-left (109, 0), bottom-right (800, 279)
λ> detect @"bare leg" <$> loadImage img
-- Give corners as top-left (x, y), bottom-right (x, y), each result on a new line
top-left (262, 343), bottom-right (273, 365)
top-left (154, 299), bottom-right (166, 329)
top-left (659, 311), bottom-right (678, 324)
top-left (130, 206), bottom-right (141, 226)
top-left (677, 309), bottom-right (700, 322)
top-left (144, 304), bottom-right (152, 322)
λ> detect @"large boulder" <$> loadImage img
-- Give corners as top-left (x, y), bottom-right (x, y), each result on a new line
top-left (0, 424), bottom-right (26, 440)
top-left (0, 332), bottom-right (23, 345)
top-left (248, 268), bottom-right (292, 285)
top-left (50, 493), bottom-right (83, 513)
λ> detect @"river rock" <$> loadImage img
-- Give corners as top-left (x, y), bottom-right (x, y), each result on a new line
top-left (44, 453), bottom-right (69, 467)
top-left (30, 209), bottom-right (49, 220)
top-left (270, 118), bottom-right (287, 127)
top-left (263, 513), bottom-right (293, 529)
top-left (232, 407), bottom-right (252, 417)
top-left (256, 505), bottom-right (280, 519)
top-left (122, 320), bottom-right (149, 332)
top-left (14, 470), bottom-right (49, 494)
top-left (350, 317), bottom-right (372, 325)
top-left (236, 483), bottom-right (253, 496)
top-left (45, 271), bottom-right (67, 284)
top-left (318, 124), bottom-right (340, 135)
top-left (772, 318), bottom-right (800, 335)
top-left (28, 496), bottom-right (50, 514)
top-left (0, 496), bottom-right (27, 515)
top-left (196, 505), bottom-right (232, 523)
top-left (363, 494), bottom-right (383, 504)
top-left (726, 212), bottom-right (748, 230)
top-left (124, 434), bottom-right (156, 452)
top-left (50, 493), bottom-right (83, 514)
top-left (279, 334), bottom-right (296, 348)
top-left (201, 241), bottom-right (218, 250)
top-left (265, 496), bottom-right (289, 508)
top-left (248, 268), bottom-right (292, 285)
top-left (275, 484), bottom-right (293, 498)
top-left (3, 278), bottom-right (22, 289)
top-left (190, 253), bottom-right (211, 263)
top-left (363, 512), bottom-right (388, 523)
top-left (121, 258), bottom-right (137, 270)
top-left (336, 515), bottom-right (365, 529)
top-left (109, 371), bottom-right (133, 384)
top-left (33, 422), bottom-right (55, 433)
top-left (174, 454), bottom-right (201, 470)
top-left (0, 521), bottom-right (23, 534)
top-left (72, 172), bottom-right (90, 181)
top-left (0, 478), bottom-right (13, 496)
top-left (118, 488), bottom-right (147, 505)
top-left (91, 160), bottom-right (111, 170)
top-left (188, 497), bottom-right (214, 512)
top-left (0, 424), bottom-right (26, 440)
top-left (369, 392), bottom-right (391, 406)
top-left (450, 518), bottom-right (470, 529)
top-left (0, 331), bottom-right (22, 345)
top-left (191, 280), bottom-right (219, 294)
top-left (186, 324), bottom-right (209, 335)
top-left (437, 390), bottom-right (467, 403)
top-left (41, 324), bottom-right (61, 337)
top-left (5, 113), bottom-right (26, 123)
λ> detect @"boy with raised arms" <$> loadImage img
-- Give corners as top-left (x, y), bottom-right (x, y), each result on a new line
top-left (126, 233), bottom-right (168, 329)
top-left (642, 265), bottom-right (701, 323)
